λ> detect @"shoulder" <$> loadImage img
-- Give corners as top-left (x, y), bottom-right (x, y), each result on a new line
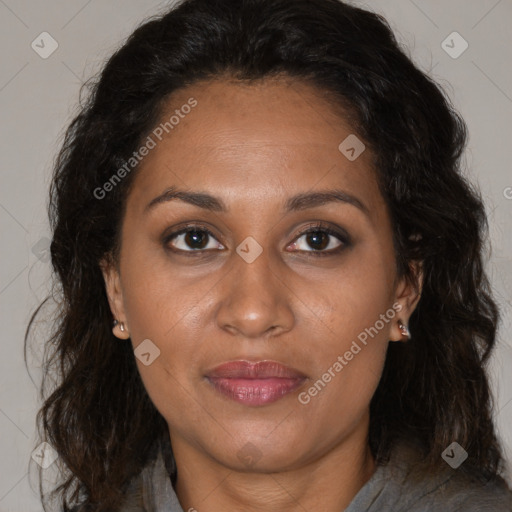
top-left (386, 442), bottom-right (512, 511)
top-left (347, 442), bottom-right (512, 512)
top-left (419, 469), bottom-right (512, 511)
top-left (70, 436), bottom-right (176, 511)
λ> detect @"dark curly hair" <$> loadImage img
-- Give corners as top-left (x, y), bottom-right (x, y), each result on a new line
top-left (25, 0), bottom-right (507, 510)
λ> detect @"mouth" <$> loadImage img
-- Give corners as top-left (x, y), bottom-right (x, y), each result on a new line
top-left (205, 360), bottom-right (307, 406)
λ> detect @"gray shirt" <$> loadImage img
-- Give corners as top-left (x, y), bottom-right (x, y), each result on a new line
top-left (114, 442), bottom-right (512, 511)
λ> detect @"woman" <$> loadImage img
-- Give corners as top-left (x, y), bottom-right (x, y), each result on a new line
top-left (27, 0), bottom-right (512, 510)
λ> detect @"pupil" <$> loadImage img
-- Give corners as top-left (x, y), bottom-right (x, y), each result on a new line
top-left (185, 230), bottom-right (208, 249)
top-left (307, 231), bottom-right (328, 250)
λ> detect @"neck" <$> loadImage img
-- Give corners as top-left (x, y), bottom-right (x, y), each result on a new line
top-left (172, 423), bottom-right (376, 512)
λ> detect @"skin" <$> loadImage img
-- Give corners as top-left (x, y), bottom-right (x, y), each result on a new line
top-left (101, 75), bottom-right (422, 512)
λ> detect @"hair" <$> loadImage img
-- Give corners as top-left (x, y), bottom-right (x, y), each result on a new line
top-left (25, 0), bottom-right (508, 510)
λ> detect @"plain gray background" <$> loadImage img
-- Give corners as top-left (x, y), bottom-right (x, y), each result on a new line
top-left (1, 1), bottom-right (511, 510)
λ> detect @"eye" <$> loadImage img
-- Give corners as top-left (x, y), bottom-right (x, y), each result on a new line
top-left (164, 225), bottom-right (224, 253)
top-left (163, 222), bottom-right (350, 257)
top-left (288, 222), bottom-right (350, 257)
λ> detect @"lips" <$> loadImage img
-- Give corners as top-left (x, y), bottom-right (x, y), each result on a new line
top-left (206, 360), bottom-right (306, 379)
top-left (205, 360), bottom-right (307, 406)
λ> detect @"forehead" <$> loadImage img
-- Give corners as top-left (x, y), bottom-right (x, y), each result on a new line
top-left (126, 77), bottom-right (385, 218)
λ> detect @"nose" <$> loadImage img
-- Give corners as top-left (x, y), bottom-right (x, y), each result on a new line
top-left (215, 247), bottom-right (295, 340)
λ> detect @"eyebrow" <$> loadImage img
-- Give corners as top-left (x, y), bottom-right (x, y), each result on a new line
top-left (144, 186), bottom-right (370, 216)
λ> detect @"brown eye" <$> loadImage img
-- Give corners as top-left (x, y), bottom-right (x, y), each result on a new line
top-left (164, 226), bottom-right (224, 253)
top-left (288, 223), bottom-right (351, 257)
top-left (182, 230), bottom-right (210, 249)
top-left (303, 231), bottom-right (332, 251)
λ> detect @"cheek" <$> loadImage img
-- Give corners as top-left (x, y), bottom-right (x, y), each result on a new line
top-left (293, 257), bottom-right (395, 416)
top-left (123, 281), bottom-right (204, 422)
top-left (297, 324), bottom-right (388, 437)
top-left (120, 247), bottom-right (203, 340)
top-left (299, 254), bottom-right (396, 352)
top-left (119, 259), bottom-right (215, 403)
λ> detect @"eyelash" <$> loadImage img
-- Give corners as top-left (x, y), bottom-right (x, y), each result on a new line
top-left (162, 221), bottom-right (350, 258)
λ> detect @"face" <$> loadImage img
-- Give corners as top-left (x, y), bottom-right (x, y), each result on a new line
top-left (102, 76), bottom-right (421, 473)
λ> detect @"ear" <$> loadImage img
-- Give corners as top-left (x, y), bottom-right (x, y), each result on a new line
top-left (389, 260), bottom-right (423, 342)
top-left (99, 254), bottom-right (130, 340)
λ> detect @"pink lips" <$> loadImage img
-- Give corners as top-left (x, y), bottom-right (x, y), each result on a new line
top-left (205, 360), bottom-right (307, 406)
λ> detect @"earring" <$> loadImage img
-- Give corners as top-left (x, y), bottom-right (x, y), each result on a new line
top-left (112, 318), bottom-right (127, 337)
top-left (398, 320), bottom-right (410, 339)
